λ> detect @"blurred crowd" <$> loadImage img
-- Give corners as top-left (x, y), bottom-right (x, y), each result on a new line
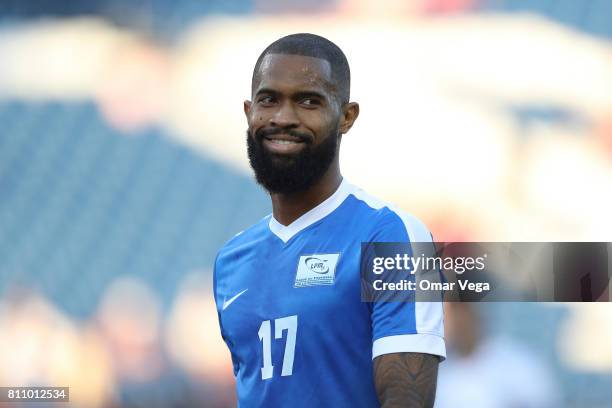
top-left (1, 0), bottom-right (611, 407)
top-left (0, 275), bottom-right (235, 407)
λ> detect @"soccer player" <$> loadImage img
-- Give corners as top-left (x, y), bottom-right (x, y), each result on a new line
top-left (214, 33), bottom-right (445, 407)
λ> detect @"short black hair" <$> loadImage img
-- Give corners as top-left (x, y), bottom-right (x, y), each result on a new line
top-left (252, 33), bottom-right (351, 104)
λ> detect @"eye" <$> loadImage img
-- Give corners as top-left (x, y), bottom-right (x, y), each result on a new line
top-left (300, 98), bottom-right (320, 107)
top-left (257, 95), bottom-right (275, 106)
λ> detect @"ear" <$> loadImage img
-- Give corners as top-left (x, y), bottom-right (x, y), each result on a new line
top-left (339, 102), bottom-right (359, 134)
top-left (244, 100), bottom-right (252, 120)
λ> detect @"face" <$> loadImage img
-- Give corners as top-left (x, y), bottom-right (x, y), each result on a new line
top-left (244, 53), bottom-right (357, 194)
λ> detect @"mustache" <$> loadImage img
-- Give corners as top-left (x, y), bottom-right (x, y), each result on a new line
top-left (254, 127), bottom-right (312, 143)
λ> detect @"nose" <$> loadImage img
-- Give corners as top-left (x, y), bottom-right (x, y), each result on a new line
top-left (269, 101), bottom-right (299, 129)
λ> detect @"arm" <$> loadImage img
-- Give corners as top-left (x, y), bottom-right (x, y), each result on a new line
top-left (373, 352), bottom-right (439, 408)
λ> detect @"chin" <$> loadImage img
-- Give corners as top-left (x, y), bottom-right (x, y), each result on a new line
top-left (266, 151), bottom-right (300, 166)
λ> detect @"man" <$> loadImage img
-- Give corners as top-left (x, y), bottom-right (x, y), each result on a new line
top-left (214, 33), bottom-right (445, 407)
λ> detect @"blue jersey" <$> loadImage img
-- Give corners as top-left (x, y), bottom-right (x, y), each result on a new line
top-left (214, 180), bottom-right (445, 407)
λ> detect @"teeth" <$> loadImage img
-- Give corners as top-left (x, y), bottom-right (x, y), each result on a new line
top-left (271, 139), bottom-right (298, 145)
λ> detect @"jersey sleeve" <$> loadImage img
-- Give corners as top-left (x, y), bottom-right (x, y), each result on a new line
top-left (368, 211), bottom-right (446, 360)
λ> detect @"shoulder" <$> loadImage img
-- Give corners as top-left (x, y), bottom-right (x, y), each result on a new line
top-left (213, 215), bottom-right (271, 299)
top-left (345, 183), bottom-right (433, 243)
top-left (215, 215), bottom-right (271, 265)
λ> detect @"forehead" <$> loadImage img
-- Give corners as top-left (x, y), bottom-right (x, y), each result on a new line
top-left (254, 53), bottom-right (335, 94)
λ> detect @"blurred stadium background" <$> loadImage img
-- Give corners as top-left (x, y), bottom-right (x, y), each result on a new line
top-left (0, 0), bottom-right (611, 407)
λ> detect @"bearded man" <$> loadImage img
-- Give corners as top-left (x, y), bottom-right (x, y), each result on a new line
top-left (213, 33), bottom-right (445, 408)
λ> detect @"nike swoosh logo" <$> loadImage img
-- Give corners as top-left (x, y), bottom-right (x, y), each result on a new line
top-left (222, 289), bottom-right (248, 311)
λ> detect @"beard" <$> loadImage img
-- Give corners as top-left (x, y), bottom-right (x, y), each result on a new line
top-left (247, 126), bottom-right (339, 194)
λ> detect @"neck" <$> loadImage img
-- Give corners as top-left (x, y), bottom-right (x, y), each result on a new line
top-left (270, 161), bottom-right (342, 226)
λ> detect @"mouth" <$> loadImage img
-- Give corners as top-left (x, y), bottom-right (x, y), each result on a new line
top-left (261, 133), bottom-right (307, 154)
top-left (266, 139), bottom-right (301, 145)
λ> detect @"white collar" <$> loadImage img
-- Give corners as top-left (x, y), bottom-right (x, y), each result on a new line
top-left (268, 178), bottom-right (352, 243)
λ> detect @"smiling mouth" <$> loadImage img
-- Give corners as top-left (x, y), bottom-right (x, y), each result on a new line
top-left (265, 138), bottom-right (303, 145)
top-left (261, 134), bottom-right (308, 154)
top-left (262, 132), bottom-right (308, 145)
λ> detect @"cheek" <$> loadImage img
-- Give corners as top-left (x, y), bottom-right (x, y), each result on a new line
top-left (318, 114), bottom-right (341, 136)
top-left (302, 110), bottom-right (337, 131)
top-left (249, 107), bottom-right (269, 127)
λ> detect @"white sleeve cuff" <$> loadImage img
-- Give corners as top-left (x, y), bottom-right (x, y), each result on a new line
top-left (372, 333), bottom-right (446, 360)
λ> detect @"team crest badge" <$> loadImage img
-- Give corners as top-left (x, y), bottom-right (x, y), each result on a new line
top-left (294, 253), bottom-right (340, 287)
